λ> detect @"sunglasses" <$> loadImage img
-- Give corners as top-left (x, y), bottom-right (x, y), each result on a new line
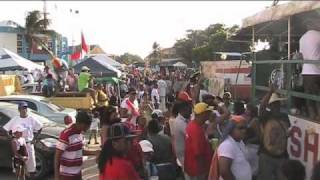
top-left (19, 106), bottom-right (27, 110)
top-left (236, 126), bottom-right (247, 130)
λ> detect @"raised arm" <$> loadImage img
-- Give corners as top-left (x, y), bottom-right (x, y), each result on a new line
top-left (259, 84), bottom-right (276, 115)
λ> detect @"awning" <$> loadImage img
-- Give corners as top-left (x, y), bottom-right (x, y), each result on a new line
top-left (0, 48), bottom-right (44, 71)
top-left (242, 1), bottom-right (320, 28)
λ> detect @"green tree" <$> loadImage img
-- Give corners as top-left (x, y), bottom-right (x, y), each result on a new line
top-left (174, 23), bottom-right (249, 66)
top-left (117, 52), bottom-right (143, 65)
top-left (149, 42), bottom-right (161, 65)
top-left (25, 10), bottom-right (51, 58)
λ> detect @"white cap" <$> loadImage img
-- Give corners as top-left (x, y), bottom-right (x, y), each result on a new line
top-left (12, 124), bottom-right (25, 133)
top-left (152, 109), bottom-right (164, 118)
top-left (139, 140), bottom-right (154, 153)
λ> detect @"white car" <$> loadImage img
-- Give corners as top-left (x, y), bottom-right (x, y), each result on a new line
top-left (0, 95), bottom-right (77, 124)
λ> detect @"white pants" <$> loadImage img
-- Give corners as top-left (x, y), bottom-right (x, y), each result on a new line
top-left (160, 96), bottom-right (166, 112)
top-left (26, 143), bottom-right (36, 173)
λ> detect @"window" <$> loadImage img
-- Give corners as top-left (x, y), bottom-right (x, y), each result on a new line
top-left (17, 47), bottom-right (22, 53)
top-left (17, 41), bottom-right (22, 47)
top-left (17, 34), bottom-right (22, 40)
top-left (25, 101), bottom-right (38, 111)
top-left (0, 112), bottom-right (10, 126)
top-left (0, 100), bottom-right (38, 111)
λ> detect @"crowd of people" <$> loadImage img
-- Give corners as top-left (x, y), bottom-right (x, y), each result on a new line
top-left (4, 65), bottom-right (320, 180)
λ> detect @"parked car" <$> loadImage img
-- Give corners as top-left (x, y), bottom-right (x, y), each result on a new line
top-left (0, 95), bottom-right (77, 124)
top-left (0, 102), bottom-right (65, 179)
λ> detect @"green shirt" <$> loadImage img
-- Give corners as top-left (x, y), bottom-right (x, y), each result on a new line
top-left (78, 72), bottom-right (91, 91)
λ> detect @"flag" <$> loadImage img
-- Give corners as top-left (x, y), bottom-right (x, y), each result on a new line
top-left (70, 51), bottom-right (81, 61)
top-left (81, 32), bottom-right (88, 53)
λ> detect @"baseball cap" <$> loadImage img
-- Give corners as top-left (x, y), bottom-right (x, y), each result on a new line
top-left (81, 66), bottom-right (90, 71)
top-left (18, 101), bottom-right (28, 109)
top-left (12, 124), bottom-right (25, 133)
top-left (177, 91), bottom-right (192, 102)
top-left (194, 102), bottom-right (214, 115)
top-left (139, 140), bottom-right (154, 153)
top-left (107, 123), bottom-right (137, 140)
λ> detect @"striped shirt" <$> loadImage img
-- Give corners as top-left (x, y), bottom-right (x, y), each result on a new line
top-left (56, 124), bottom-right (84, 177)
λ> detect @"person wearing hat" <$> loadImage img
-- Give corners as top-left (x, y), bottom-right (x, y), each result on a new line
top-left (258, 86), bottom-right (291, 180)
top-left (139, 140), bottom-right (159, 179)
top-left (55, 111), bottom-right (99, 180)
top-left (78, 66), bottom-right (97, 105)
top-left (213, 115), bottom-right (252, 180)
top-left (184, 102), bottom-right (213, 180)
top-left (98, 123), bottom-right (140, 180)
top-left (11, 124), bottom-right (28, 180)
top-left (223, 92), bottom-right (234, 114)
top-left (3, 102), bottom-right (43, 179)
top-left (120, 87), bottom-right (140, 126)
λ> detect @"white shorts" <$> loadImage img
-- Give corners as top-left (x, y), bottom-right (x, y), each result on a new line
top-left (26, 143), bottom-right (36, 173)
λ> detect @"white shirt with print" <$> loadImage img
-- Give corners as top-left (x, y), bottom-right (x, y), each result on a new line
top-left (4, 115), bottom-right (43, 142)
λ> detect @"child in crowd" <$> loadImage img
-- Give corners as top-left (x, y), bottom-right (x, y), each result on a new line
top-left (11, 125), bottom-right (28, 180)
top-left (88, 111), bottom-right (100, 145)
top-left (139, 140), bottom-right (158, 180)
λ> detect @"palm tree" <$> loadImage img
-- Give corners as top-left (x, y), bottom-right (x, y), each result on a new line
top-left (151, 41), bottom-right (161, 65)
top-left (25, 10), bottom-right (52, 58)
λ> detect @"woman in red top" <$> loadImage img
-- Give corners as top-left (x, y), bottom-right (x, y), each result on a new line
top-left (98, 123), bottom-right (140, 180)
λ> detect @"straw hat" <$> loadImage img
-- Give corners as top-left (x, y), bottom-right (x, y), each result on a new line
top-left (268, 93), bottom-right (287, 104)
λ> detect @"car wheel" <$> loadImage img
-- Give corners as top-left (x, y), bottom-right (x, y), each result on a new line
top-left (27, 151), bottom-right (48, 180)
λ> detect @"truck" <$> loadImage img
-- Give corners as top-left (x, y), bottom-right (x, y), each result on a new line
top-left (201, 52), bottom-right (251, 101)
top-left (234, 1), bottom-right (320, 178)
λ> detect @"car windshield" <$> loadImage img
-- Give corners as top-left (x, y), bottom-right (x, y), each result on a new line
top-left (40, 100), bottom-right (65, 112)
top-left (29, 110), bottom-right (54, 124)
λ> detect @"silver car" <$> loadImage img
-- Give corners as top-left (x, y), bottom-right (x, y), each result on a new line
top-left (0, 95), bottom-right (77, 124)
top-left (0, 102), bottom-right (64, 179)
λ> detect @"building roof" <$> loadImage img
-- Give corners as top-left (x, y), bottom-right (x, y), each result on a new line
top-left (0, 20), bottom-right (23, 28)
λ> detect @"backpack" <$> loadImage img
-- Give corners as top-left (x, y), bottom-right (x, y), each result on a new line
top-left (262, 119), bottom-right (289, 156)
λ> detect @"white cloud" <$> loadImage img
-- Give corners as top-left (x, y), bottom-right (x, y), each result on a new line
top-left (0, 1), bottom-right (275, 58)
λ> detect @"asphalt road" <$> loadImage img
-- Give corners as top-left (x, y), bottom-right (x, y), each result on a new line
top-left (0, 143), bottom-right (100, 180)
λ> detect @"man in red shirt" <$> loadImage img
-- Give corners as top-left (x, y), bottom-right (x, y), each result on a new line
top-left (185, 102), bottom-right (213, 180)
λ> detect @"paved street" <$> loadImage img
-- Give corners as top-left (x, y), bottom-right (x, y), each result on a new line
top-left (0, 143), bottom-right (100, 180)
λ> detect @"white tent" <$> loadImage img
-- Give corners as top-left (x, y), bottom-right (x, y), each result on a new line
top-left (0, 48), bottom-right (44, 72)
top-left (86, 54), bottom-right (122, 69)
top-left (173, 62), bottom-right (187, 67)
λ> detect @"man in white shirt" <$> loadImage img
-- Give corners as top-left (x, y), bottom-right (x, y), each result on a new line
top-left (300, 30), bottom-right (320, 120)
top-left (173, 101), bottom-right (192, 173)
top-left (3, 101), bottom-right (43, 178)
top-left (151, 83), bottom-right (160, 109)
top-left (157, 76), bottom-right (167, 112)
top-left (120, 88), bottom-right (140, 125)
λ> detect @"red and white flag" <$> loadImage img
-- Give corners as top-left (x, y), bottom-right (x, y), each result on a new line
top-left (81, 32), bottom-right (88, 53)
top-left (70, 51), bottom-right (81, 61)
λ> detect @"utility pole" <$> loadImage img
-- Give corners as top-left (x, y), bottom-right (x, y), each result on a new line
top-left (43, 0), bottom-right (48, 29)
